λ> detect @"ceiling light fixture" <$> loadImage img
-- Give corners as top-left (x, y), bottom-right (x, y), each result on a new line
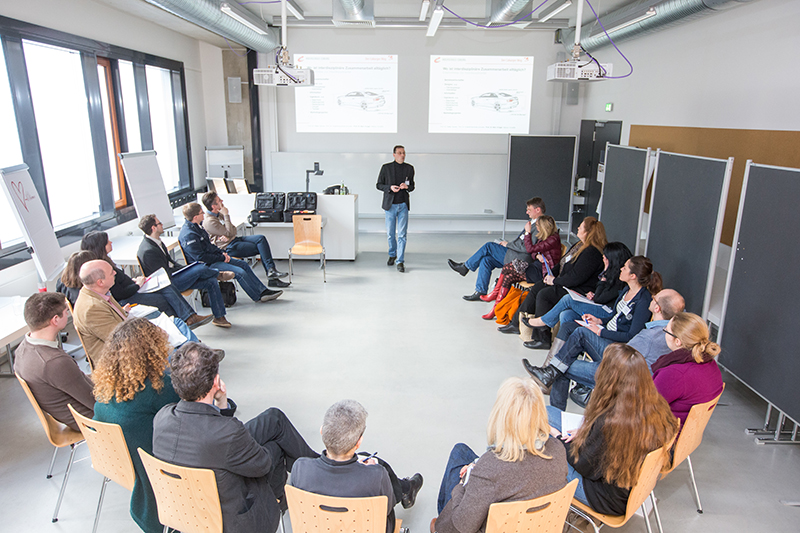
top-left (539, 0), bottom-right (572, 23)
top-left (426, 6), bottom-right (444, 37)
top-left (220, 2), bottom-right (268, 35)
top-left (419, 0), bottom-right (431, 21)
top-left (606, 7), bottom-right (657, 34)
top-left (286, 0), bottom-right (305, 21)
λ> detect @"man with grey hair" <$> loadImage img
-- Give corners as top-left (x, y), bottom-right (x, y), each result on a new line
top-left (289, 400), bottom-right (423, 533)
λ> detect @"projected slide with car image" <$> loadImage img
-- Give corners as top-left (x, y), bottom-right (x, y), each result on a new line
top-left (294, 54), bottom-right (398, 133)
top-left (429, 55), bottom-right (533, 134)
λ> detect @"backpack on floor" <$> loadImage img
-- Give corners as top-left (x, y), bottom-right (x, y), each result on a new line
top-left (200, 281), bottom-right (237, 308)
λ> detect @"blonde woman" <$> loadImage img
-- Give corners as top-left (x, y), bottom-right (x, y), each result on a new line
top-left (653, 312), bottom-right (723, 426)
top-left (432, 377), bottom-right (567, 533)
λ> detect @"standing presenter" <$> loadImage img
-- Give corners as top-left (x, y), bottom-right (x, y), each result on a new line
top-left (377, 145), bottom-right (415, 273)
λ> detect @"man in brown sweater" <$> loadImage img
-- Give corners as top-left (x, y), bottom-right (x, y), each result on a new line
top-left (15, 292), bottom-right (94, 431)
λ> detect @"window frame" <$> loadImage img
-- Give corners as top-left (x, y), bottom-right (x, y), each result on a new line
top-left (0, 15), bottom-right (193, 266)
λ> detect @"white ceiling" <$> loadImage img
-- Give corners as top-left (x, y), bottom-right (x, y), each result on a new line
top-left (93, 0), bottom-right (640, 49)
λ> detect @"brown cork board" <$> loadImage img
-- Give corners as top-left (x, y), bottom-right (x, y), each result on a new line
top-left (629, 126), bottom-right (800, 246)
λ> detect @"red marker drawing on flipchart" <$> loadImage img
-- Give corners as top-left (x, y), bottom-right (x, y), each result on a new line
top-left (9, 180), bottom-right (35, 212)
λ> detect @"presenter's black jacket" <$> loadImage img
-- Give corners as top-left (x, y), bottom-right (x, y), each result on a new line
top-left (138, 237), bottom-right (184, 278)
top-left (376, 161), bottom-right (415, 211)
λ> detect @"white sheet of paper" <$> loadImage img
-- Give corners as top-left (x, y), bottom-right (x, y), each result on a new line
top-left (139, 267), bottom-right (171, 293)
top-left (567, 288), bottom-right (613, 314)
top-left (148, 312), bottom-right (187, 347)
top-left (561, 411), bottom-right (585, 435)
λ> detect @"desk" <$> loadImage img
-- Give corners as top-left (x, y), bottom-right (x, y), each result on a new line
top-left (0, 296), bottom-right (29, 377)
top-left (109, 235), bottom-right (179, 267)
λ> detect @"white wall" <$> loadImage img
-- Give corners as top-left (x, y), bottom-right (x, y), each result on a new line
top-left (579, 0), bottom-right (800, 143)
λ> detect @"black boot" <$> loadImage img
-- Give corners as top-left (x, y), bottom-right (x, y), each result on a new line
top-left (527, 326), bottom-right (552, 349)
top-left (570, 385), bottom-right (593, 408)
top-left (522, 359), bottom-right (562, 393)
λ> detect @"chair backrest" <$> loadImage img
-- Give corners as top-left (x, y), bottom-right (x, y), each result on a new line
top-left (17, 375), bottom-right (82, 448)
top-left (485, 479), bottom-right (578, 533)
top-left (138, 448), bottom-right (223, 533)
top-left (623, 438), bottom-right (675, 519)
top-left (68, 405), bottom-right (135, 491)
top-left (292, 215), bottom-right (322, 247)
top-left (285, 484), bottom-right (389, 533)
top-left (64, 299), bottom-right (94, 371)
top-left (664, 384), bottom-right (725, 476)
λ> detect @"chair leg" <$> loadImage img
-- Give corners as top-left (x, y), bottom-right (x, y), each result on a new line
top-left (686, 455), bottom-right (703, 513)
top-left (288, 251), bottom-right (293, 283)
top-left (52, 441), bottom-right (81, 522)
top-left (92, 477), bottom-right (111, 533)
top-left (641, 502), bottom-right (653, 533)
top-left (163, 526), bottom-right (169, 533)
top-left (46, 446), bottom-right (58, 478)
top-left (279, 511), bottom-right (286, 533)
top-left (651, 492), bottom-right (664, 533)
top-left (568, 505), bottom-right (601, 533)
top-left (322, 249), bottom-right (326, 283)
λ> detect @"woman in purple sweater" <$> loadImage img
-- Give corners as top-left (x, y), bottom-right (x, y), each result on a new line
top-left (653, 312), bottom-right (723, 427)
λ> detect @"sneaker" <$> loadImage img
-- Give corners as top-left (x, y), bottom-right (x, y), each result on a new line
top-left (186, 313), bottom-right (213, 328)
top-left (259, 288), bottom-right (283, 302)
top-left (387, 256), bottom-right (396, 266)
top-left (267, 268), bottom-right (288, 279)
top-left (396, 262), bottom-right (405, 273)
top-left (217, 271), bottom-right (235, 282)
top-left (212, 317), bottom-right (232, 328)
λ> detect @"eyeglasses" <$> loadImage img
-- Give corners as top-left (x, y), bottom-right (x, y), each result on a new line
top-left (664, 329), bottom-right (678, 340)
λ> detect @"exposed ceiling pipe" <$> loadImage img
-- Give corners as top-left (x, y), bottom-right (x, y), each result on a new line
top-left (338, 0), bottom-right (366, 17)
top-left (333, 0), bottom-right (375, 27)
top-left (561, 0), bottom-right (756, 52)
top-left (142, 0), bottom-right (280, 52)
top-left (490, 0), bottom-right (534, 23)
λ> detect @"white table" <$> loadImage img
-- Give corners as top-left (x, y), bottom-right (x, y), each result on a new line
top-left (108, 235), bottom-right (180, 267)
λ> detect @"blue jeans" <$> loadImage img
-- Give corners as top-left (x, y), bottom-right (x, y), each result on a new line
top-left (464, 242), bottom-right (507, 294)
top-left (540, 294), bottom-right (614, 332)
top-left (171, 263), bottom-right (226, 318)
top-left (437, 443), bottom-right (479, 514)
top-left (385, 203), bottom-right (409, 263)
top-left (546, 406), bottom-right (589, 505)
top-left (226, 235), bottom-right (275, 276)
top-left (549, 327), bottom-right (612, 410)
top-left (208, 257), bottom-right (267, 301)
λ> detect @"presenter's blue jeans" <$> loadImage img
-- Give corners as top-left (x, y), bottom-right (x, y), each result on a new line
top-left (171, 263), bottom-right (226, 318)
top-left (540, 294), bottom-right (614, 331)
top-left (209, 257), bottom-right (267, 301)
top-left (464, 242), bottom-right (507, 294)
top-left (385, 203), bottom-right (409, 263)
top-left (437, 443), bottom-right (479, 514)
top-left (546, 406), bottom-right (589, 505)
top-left (226, 235), bottom-right (276, 275)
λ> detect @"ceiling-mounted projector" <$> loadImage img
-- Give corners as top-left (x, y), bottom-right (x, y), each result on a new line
top-left (546, 59), bottom-right (612, 81)
top-left (253, 66), bottom-right (314, 86)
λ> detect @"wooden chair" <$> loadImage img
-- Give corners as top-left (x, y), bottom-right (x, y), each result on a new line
top-left (485, 479), bottom-right (578, 533)
top-left (288, 215), bottom-right (326, 283)
top-left (69, 405), bottom-right (136, 533)
top-left (659, 385), bottom-right (725, 514)
top-left (138, 448), bottom-right (223, 533)
top-left (569, 439), bottom-right (675, 533)
top-left (17, 375), bottom-right (84, 523)
top-left (285, 485), bottom-right (403, 533)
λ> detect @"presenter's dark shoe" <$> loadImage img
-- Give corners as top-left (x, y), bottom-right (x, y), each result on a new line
top-left (463, 291), bottom-right (486, 301)
top-left (212, 349), bottom-right (225, 362)
top-left (212, 317), bottom-right (232, 328)
top-left (498, 323), bottom-right (520, 334)
top-left (387, 256), bottom-right (396, 266)
top-left (217, 271), bottom-right (236, 282)
top-left (401, 473), bottom-right (424, 509)
top-left (397, 262), bottom-right (405, 273)
top-left (186, 313), bottom-right (213, 329)
top-left (267, 268), bottom-right (288, 279)
top-left (524, 361), bottom-right (561, 393)
top-left (448, 259), bottom-right (469, 276)
top-left (269, 278), bottom-right (291, 288)
top-left (570, 385), bottom-right (593, 408)
top-left (259, 288), bottom-right (283, 302)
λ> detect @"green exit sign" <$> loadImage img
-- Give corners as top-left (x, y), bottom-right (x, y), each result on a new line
top-left (605, 103), bottom-right (614, 112)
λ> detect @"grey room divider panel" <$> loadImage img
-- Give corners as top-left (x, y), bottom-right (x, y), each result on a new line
top-left (645, 151), bottom-right (731, 317)
top-left (598, 145), bottom-right (650, 253)
top-left (506, 135), bottom-right (575, 222)
top-left (719, 162), bottom-right (800, 424)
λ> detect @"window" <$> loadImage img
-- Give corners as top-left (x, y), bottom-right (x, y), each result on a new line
top-left (23, 40), bottom-right (100, 230)
top-left (118, 60), bottom-right (142, 153)
top-left (0, 42), bottom-right (25, 246)
top-left (97, 58), bottom-right (126, 207)
top-left (146, 64), bottom-right (181, 192)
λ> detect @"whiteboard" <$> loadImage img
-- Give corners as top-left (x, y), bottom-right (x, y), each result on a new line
top-left (0, 164), bottom-right (65, 281)
top-left (119, 151), bottom-right (176, 229)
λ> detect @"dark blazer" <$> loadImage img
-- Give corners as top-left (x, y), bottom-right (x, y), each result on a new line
top-left (376, 161), bottom-right (415, 211)
top-left (553, 245), bottom-right (604, 295)
top-left (138, 237), bottom-right (183, 278)
top-left (152, 399), bottom-right (279, 533)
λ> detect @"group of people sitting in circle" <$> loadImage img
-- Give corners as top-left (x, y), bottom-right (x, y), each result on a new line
top-left (15, 192), bottom-right (724, 533)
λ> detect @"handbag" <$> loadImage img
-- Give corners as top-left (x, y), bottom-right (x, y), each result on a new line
top-left (200, 281), bottom-right (237, 308)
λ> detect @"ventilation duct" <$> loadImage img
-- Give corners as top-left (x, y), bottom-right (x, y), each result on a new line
top-left (333, 0), bottom-right (376, 27)
top-left (488, 0), bottom-right (533, 25)
top-left (143, 0), bottom-right (280, 52)
top-left (561, 0), bottom-right (755, 52)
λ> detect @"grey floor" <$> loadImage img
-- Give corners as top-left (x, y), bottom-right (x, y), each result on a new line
top-left (1, 233), bottom-right (798, 533)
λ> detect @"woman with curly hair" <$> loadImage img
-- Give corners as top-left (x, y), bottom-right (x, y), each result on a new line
top-left (81, 231), bottom-right (211, 328)
top-left (93, 318), bottom-right (179, 533)
top-left (480, 216), bottom-right (562, 321)
top-left (653, 312), bottom-right (723, 427)
top-left (431, 377), bottom-right (567, 533)
top-left (547, 344), bottom-right (678, 516)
